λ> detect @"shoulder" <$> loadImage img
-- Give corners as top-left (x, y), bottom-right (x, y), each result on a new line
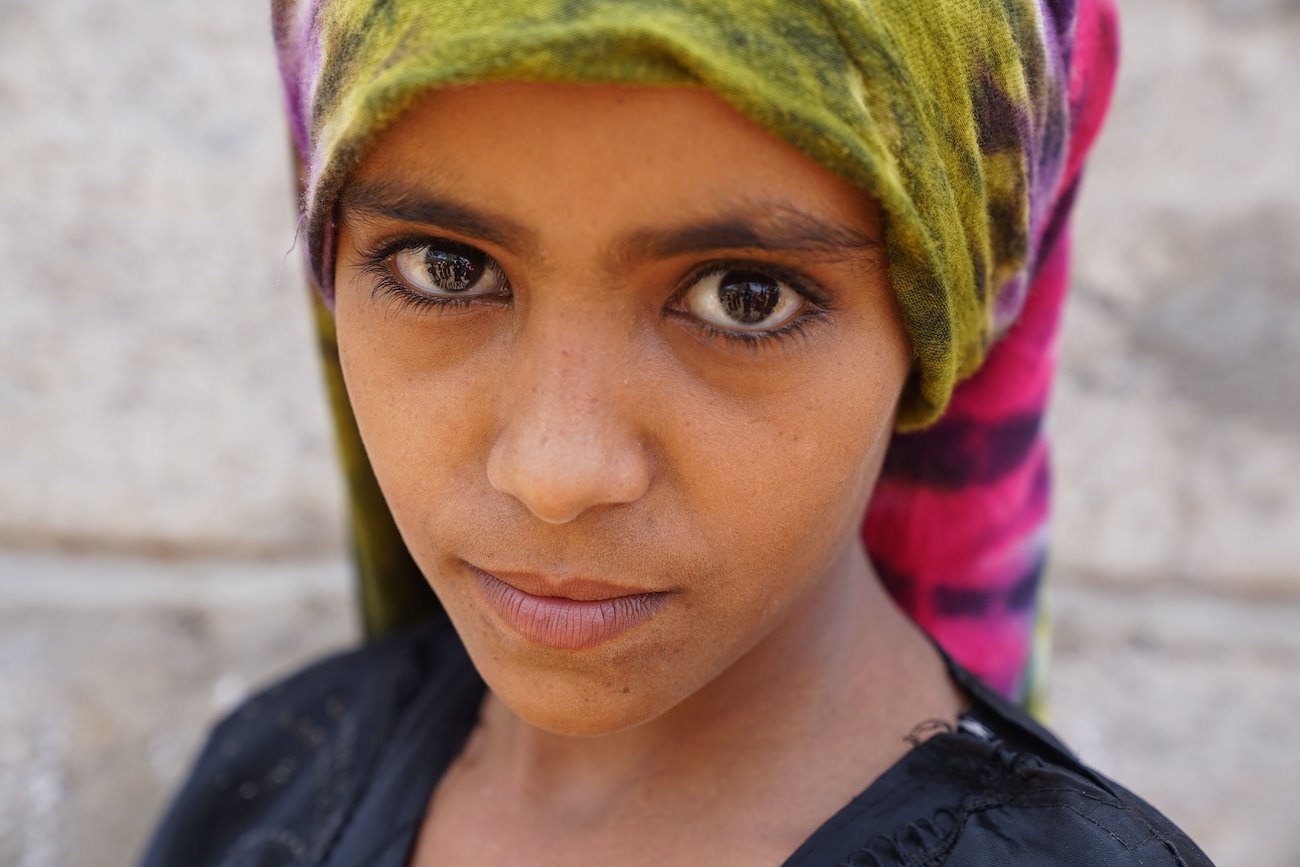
top-left (137, 618), bottom-right (457, 867)
top-left (840, 730), bottom-right (1215, 867)
top-left (942, 749), bottom-right (1214, 865)
top-left (825, 656), bottom-right (1217, 867)
top-left (937, 658), bottom-right (1214, 865)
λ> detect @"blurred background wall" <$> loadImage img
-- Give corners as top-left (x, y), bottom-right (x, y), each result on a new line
top-left (2, 0), bottom-right (1298, 864)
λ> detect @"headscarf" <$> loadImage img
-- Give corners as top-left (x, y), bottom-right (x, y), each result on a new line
top-left (273, 0), bottom-right (1118, 706)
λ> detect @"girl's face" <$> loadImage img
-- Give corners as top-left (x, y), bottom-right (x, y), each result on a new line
top-left (334, 83), bottom-right (910, 735)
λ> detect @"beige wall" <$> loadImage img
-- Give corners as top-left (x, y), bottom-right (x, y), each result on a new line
top-left (1, 0), bottom-right (1297, 865)
top-left (0, 0), bottom-right (342, 556)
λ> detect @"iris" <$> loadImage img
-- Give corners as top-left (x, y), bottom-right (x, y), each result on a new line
top-left (716, 270), bottom-right (781, 324)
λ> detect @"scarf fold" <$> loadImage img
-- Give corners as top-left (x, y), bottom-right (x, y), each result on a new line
top-left (274, 0), bottom-right (1118, 705)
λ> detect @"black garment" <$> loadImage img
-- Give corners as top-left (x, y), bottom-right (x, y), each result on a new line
top-left (138, 619), bottom-right (1213, 867)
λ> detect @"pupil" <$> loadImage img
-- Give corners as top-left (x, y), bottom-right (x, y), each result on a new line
top-left (717, 270), bottom-right (781, 324)
top-left (424, 245), bottom-right (483, 293)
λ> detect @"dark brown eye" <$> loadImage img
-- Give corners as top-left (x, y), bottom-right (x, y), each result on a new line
top-left (717, 271), bottom-right (782, 324)
top-left (391, 240), bottom-right (508, 297)
top-left (683, 268), bottom-right (804, 331)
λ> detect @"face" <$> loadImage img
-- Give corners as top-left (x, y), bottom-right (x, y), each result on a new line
top-left (333, 83), bottom-right (911, 736)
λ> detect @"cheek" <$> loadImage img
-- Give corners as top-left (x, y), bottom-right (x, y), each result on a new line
top-left (663, 340), bottom-right (905, 628)
top-left (686, 324), bottom-right (903, 524)
top-left (333, 296), bottom-right (498, 547)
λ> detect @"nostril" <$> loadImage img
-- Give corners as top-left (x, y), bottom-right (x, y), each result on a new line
top-left (517, 495), bottom-right (588, 526)
top-left (485, 427), bottom-right (651, 525)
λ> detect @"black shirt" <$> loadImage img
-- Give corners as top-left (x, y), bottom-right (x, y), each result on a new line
top-left (138, 619), bottom-right (1214, 866)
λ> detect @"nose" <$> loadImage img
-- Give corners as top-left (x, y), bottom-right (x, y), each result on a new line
top-left (486, 336), bottom-right (652, 525)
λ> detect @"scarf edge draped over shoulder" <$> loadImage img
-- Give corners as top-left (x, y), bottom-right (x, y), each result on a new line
top-left (271, 0), bottom-right (1118, 703)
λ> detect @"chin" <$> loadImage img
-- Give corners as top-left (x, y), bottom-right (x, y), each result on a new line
top-left (513, 697), bottom-right (656, 737)
top-left (451, 614), bottom-right (701, 737)
top-left (488, 662), bottom-right (683, 736)
top-left (437, 576), bottom-right (711, 736)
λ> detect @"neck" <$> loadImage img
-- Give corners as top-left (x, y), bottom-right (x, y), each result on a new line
top-left (462, 541), bottom-right (964, 819)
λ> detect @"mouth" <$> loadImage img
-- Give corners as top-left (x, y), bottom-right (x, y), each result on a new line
top-left (466, 563), bottom-right (672, 651)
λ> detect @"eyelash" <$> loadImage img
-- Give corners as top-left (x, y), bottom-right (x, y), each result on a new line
top-left (667, 261), bottom-right (832, 353)
top-left (355, 234), bottom-right (506, 316)
top-left (354, 235), bottom-right (834, 348)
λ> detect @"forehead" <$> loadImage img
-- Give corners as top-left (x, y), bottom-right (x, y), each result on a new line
top-left (343, 81), bottom-right (882, 243)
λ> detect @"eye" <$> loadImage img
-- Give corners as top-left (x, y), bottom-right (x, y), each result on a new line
top-left (681, 267), bottom-right (806, 332)
top-left (390, 240), bottom-right (509, 298)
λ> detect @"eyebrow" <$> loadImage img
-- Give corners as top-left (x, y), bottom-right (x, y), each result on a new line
top-left (340, 179), bottom-right (538, 253)
top-left (339, 181), bottom-right (882, 267)
top-left (614, 205), bottom-right (882, 267)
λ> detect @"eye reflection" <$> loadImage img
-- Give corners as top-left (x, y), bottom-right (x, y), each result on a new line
top-left (391, 240), bottom-right (510, 298)
top-left (682, 268), bottom-right (805, 331)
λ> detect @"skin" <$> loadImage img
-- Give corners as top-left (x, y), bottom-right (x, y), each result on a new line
top-left (333, 82), bottom-right (965, 867)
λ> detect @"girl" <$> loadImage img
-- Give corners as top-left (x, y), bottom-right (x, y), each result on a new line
top-left (140, 1), bottom-right (1213, 864)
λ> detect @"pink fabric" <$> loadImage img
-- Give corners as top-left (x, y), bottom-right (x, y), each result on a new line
top-left (863, 0), bottom-right (1119, 699)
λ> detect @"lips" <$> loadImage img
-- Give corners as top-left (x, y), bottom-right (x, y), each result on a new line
top-left (468, 564), bottom-right (670, 650)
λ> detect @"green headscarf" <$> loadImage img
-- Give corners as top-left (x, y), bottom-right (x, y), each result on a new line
top-left (276, 0), bottom-right (1064, 429)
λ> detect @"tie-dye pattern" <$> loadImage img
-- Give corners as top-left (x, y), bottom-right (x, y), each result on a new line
top-left (273, 0), bottom-right (1117, 705)
top-left (866, 4), bottom-right (1118, 700)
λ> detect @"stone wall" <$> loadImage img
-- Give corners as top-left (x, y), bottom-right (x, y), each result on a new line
top-left (2, 1), bottom-right (1297, 864)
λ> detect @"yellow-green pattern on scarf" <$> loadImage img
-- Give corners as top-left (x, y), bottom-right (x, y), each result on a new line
top-left (277, 0), bottom-right (1064, 427)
